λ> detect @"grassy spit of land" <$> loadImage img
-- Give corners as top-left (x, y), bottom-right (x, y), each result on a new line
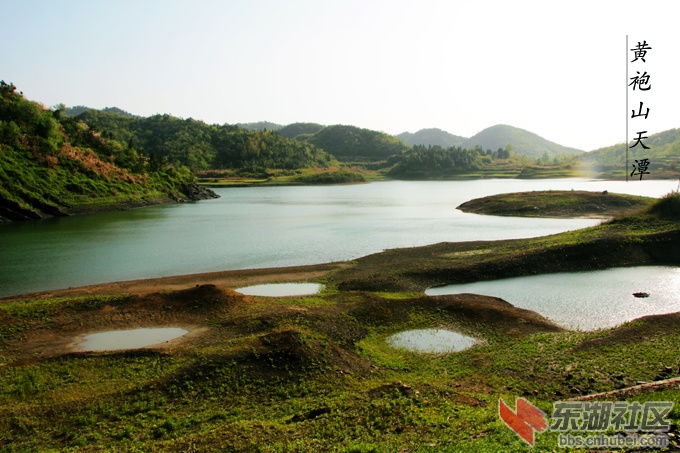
top-left (1, 193), bottom-right (679, 452)
top-left (196, 168), bottom-right (370, 187)
top-left (456, 190), bottom-right (655, 219)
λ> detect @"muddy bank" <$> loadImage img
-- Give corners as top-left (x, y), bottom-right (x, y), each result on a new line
top-left (2, 262), bottom-right (349, 302)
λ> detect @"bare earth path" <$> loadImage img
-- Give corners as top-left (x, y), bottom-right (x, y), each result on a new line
top-left (2, 262), bottom-right (349, 302)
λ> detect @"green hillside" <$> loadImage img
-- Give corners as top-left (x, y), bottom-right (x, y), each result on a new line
top-left (304, 125), bottom-right (410, 162)
top-left (396, 128), bottom-right (467, 147)
top-left (76, 110), bottom-right (336, 172)
top-left (577, 128), bottom-right (679, 179)
top-left (0, 82), bottom-right (215, 222)
top-left (462, 124), bottom-right (583, 160)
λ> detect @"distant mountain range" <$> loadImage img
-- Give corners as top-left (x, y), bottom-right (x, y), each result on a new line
top-left (64, 107), bottom-right (632, 163)
top-left (61, 105), bottom-right (680, 179)
top-left (397, 125), bottom-right (584, 160)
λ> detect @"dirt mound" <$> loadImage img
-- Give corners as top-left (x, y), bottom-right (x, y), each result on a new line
top-left (155, 328), bottom-right (372, 398)
top-left (349, 293), bottom-right (563, 339)
top-left (245, 329), bottom-right (372, 376)
top-left (129, 284), bottom-right (246, 315)
top-left (431, 293), bottom-right (564, 336)
top-left (577, 312), bottom-right (680, 351)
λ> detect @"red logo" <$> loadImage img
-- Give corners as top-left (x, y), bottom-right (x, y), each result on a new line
top-left (499, 398), bottom-right (548, 446)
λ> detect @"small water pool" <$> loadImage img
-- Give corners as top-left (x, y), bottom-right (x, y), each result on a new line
top-left (426, 266), bottom-right (680, 330)
top-left (78, 327), bottom-right (189, 351)
top-left (234, 283), bottom-right (324, 297)
top-left (387, 328), bottom-right (478, 353)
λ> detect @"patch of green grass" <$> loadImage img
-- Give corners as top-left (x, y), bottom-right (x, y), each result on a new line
top-left (0, 295), bottom-right (126, 341)
top-left (277, 296), bottom-right (335, 307)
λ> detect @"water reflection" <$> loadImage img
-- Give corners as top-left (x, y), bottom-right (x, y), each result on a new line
top-left (1, 179), bottom-right (675, 297)
top-left (78, 327), bottom-right (188, 351)
top-left (387, 328), bottom-right (477, 353)
top-left (426, 266), bottom-right (680, 330)
top-left (234, 283), bottom-right (324, 297)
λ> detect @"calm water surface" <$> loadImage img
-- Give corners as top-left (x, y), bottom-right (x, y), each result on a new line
top-left (387, 328), bottom-right (478, 353)
top-left (234, 283), bottom-right (324, 297)
top-left (0, 179), bottom-right (675, 297)
top-left (77, 327), bottom-right (188, 351)
top-left (426, 266), bottom-right (680, 330)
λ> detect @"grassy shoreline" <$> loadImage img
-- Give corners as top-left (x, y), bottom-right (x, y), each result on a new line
top-left (456, 190), bottom-right (655, 219)
top-left (1, 192), bottom-right (679, 452)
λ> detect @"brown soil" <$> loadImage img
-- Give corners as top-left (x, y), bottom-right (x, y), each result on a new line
top-left (2, 284), bottom-right (252, 363)
top-left (1, 278), bottom-right (562, 369)
top-left (2, 262), bottom-right (348, 302)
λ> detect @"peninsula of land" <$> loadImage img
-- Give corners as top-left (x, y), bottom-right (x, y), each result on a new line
top-left (456, 190), bottom-right (654, 219)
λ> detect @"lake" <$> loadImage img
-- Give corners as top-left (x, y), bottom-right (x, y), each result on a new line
top-left (0, 178), bottom-right (676, 297)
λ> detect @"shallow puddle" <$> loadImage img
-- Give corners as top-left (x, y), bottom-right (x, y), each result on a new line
top-left (387, 328), bottom-right (477, 353)
top-left (78, 327), bottom-right (189, 351)
top-left (234, 282), bottom-right (324, 297)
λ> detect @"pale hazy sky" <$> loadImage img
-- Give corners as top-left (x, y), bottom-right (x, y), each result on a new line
top-left (2, 0), bottom-right (678, 151)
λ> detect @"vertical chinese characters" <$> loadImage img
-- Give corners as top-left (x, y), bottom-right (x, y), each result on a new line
top-left (628, 40), bottom-right (652, 180)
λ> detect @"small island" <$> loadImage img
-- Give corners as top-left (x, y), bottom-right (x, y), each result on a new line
top-left (456, 190), bottom-right (654, 218)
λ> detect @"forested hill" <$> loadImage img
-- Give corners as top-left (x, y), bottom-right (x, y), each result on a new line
top-left (278, 123), bottom-right (325, 140)
top-left (0, 82), bottom-right (216, 222)
top-left (576, 128), bottom-right (680, 179)
top-left (462, 124), bottom-right (583, 159)
top-left (303, 125), bottom-right (410, 162)
top-left (396, 128), bottom-right (467, 147)
top-left (75, 110), bottom-right (336, 171)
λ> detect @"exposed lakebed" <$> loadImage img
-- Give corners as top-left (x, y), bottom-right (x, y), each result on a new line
top-left (77, 327), bottom-right (189, 351)
top-left (426, 265), bottom-right (680, 330)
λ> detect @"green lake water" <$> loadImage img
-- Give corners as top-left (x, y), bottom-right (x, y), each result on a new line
top-left (0, 178), bottom-right (675, 298)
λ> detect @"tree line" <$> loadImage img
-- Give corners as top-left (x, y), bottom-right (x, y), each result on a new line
top-left (388, 144), bottom-right (512, 178)
top-left (74, 110), bottom-right (337, 172)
